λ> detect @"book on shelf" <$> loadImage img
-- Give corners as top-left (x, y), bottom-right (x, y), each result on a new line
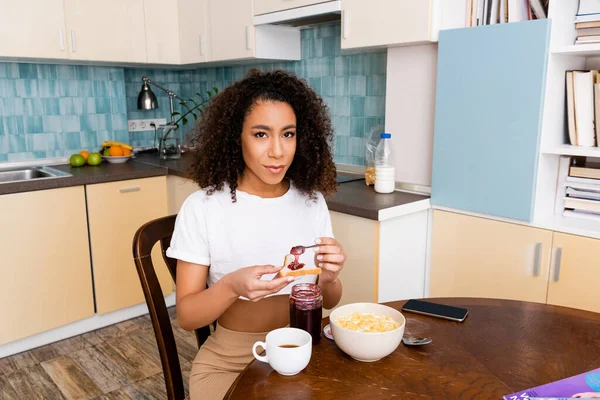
top-left (503, 367), bottom-right (600, 399)
top-left (565, 70), bottom-right (600, 147)
top-left (564, 196), bottom-right (600, 212)
top-left (564, 209), bottom-right (600, 221)
top-left (555, 156), bottom-right (600, 222)
top-left (570, 160), bottom-right (600, 178)
top-left (465, 0), bottom-right (546, 27)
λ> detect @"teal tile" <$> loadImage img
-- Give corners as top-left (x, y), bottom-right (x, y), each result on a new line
top-left (96, 114), bottom-right (112, 131)
top-left (9, 135), bottom-right (26, 152)
top-left (307, 58), bottom-right (322, 78)
top-left (350, 117), bottom-right (365, 137)
top-left (80, 115), bottom-right (96, 131)
top-left (109, 68), bottom-right (125, 81)
top-left (24, 116), bottom-right (43, 134)
top-left (6, 64), bottom-right (19, 78)
top-left (0, 136), bottom-right (7, 154)
top-left (61, 132), bottom-right (81, 149)
top-left (334, 135), bottom-right (348, 155)
top-left (4, 116), bottom-right (24, 135)
top-left (0, 117), bottom-right (3, 134)
top-left (0, 155), bottom-right (7, 162)
top-left (301, 28), bottom-right (314, 40)
top-left (348, 76), bottom-right (366, 96)
top-left (97, 130), bottom-right (112, 142)
top-left (79, 131), bottom-right (98, 148)
top-left (335, 56), bottom-right (346, 76)
top-left (124, 68), bottom-right (141, 82)
top-left (364, 117), bottom-right (385, 136)
top-left (111, 97), bottom-right (127, 115)
top-left (365, 52), bottom-right (387, 75)
top-left (349, 137), bottom-right (364, 156)
top-left (92, 67), bottom-right (109, 80)
top-left (335, 97), bottom-right (350, 116)
top-left (43, 115), bottom-right (62, 132)
top-left (22, 98), bottom-right (43, 115)
top-left (17, 79), bottom-right (38, 97)
top-left (0, 79), bottom-right (17, 97)
top-left (94, 81), bottom-right (109, 97)
top-left (114, 129), bottom-right (129, 143)
top-left (38, 80), bottom-right (59, 97)
top-left (26, 134), bottom-right (48, 152)
top-left (62, 115), bottom-right (81, 133)
top-left (350, 97), bottom-right (365, 117)
top-left (309, 77), bottom-right (321, 93)
top-left (0, 64), bottom-right (6, 78)
top-left (322, 57), bottom-right (334, 77)
top-left (322, 36), bottom-right (337, 57)
top-left (335, 77), bottom-right (348, 96)
top-left (364, 96), bottom-right (385, 117)
top-left (302, 40), bottom-right (313, 59)
top-left (112, 114), bottom-right (127, 130)
top-left (7, 152), bottom-right (36, 161)
top-left (56, 65), bottom-right (75, 80)
top-left (59, 98), bottom-right (75, 115)
top-left (224, 67), bottom-right (233, 81)
top-left (348, 55), bottom-right (366, 75)
top-left (109, 81), bottom-right (125, 98)
top-left (59, 80), bottom-right (78, 97)
top-left (46, 133), bottom-right (59, 150)
top-left (333, 116), bottom-right (350, 135)
top-left (37, 64), bottom-right (57, 80)
top-left (77, 80), bottom-right (94, 97)
top-left (321, 76), bottom-right (335, 96)
top-left (95, 97), bottom-right (110, 113)
top-left (3, 99), bottom-right (24, 116)
top-left (41, 98), bottom-right (60, 115)
top-left (125, 82), bottom-right (140, 97)
top-left (75, 65), bottom-right (90, 80)
top-left (323, 96), bottom-right (335, 113)
top-left (18, 64), bottom-right (38, 79)
top-left (366, 75), bottom-right (386, 96)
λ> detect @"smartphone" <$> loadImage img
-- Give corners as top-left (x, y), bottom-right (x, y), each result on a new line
top-left (401, 299), bottom-right (469, 322)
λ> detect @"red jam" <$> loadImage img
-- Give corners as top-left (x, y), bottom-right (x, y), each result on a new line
top-left (289, 283), bottom-right (322, 344)
top-left (288, 247), bottom-right (306, 270)
top-left (290, 246), bottom-right (305, 256)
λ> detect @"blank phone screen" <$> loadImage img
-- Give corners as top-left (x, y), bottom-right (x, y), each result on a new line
top-left (402, 299), bottom-right (468, 320)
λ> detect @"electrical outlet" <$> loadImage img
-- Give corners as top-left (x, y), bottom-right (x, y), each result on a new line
top-left (128, 118), bottom-right (168, 132)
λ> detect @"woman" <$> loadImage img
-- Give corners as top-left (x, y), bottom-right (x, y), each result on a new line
top-left (166, 69), bottom-right (346, 399)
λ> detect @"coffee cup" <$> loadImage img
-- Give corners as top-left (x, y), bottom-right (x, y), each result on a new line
top-left (252, 327), bottom-right (312, 376)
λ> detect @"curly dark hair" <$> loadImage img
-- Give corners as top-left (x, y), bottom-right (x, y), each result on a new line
top-left (187, 69), bottom-right (337, 202)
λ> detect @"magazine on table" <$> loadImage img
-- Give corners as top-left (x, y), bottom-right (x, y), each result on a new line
top-left (503, 368), bottom-right (600, 399)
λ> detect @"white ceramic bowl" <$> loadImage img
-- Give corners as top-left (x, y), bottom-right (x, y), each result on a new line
top-left (329, 302), bottom-right (405, 362)
top-left (101, 155), bottom-right (132, 164)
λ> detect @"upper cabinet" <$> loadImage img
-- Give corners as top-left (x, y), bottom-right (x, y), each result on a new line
top-left (144, 0), bottom-right (181, 64)
top-left (179, 0), bottom-right (209, 64)
top-left (254, 0), bottom-right (329, 15)
top-left (431, 20), bottom-right (551, 222)
top-left (341, 0), bottom-right (432, 50)
top-left (64, 0), bottom-right (147, 63)
top-left (0, 0), bottom-right (69, 59)
top-left (207, 0), bottom-right (255, 62)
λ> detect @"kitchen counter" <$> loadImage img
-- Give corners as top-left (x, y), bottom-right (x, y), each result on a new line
top-left (0, 153), bottom-right (430, 220)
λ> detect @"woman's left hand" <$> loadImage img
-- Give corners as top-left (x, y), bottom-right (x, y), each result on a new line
top-left (313, 237), bottom-right (346, 285)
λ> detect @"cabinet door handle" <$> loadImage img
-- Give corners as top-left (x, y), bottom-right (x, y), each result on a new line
top-left (199, 33), bottom-right (206, 56)
top-left (58, 28), bottom-right (65, 51)
top-left (120, 187), bottom-right (141, 193)
top-left (342, 10), bottom-right (349, 39)
top-left (245, 26), bottom-right (253, 50)
top-left (71, 30), bottom-right (77, 52)
top-left (532, 242), bottom-right (542, 276)
top-left (553, 248), bottom-right (563, 282)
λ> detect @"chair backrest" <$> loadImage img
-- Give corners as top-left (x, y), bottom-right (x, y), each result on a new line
top-left (132, 214), bottom-right (211, 400)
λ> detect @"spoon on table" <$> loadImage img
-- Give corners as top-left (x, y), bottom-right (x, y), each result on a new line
top-left (402, 336), bottom-right (432, 346)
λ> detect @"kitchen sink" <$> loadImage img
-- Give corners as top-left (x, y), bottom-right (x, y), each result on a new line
top-left (0, 166), bottom-right (71, 184)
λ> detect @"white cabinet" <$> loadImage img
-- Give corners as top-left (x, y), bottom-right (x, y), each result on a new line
top-left (341, 0), bottom-right (432, 50)
top-left (207, 0), bottom-right (255, 62)
top-left (0, 0), bottom-right (69, 59)
top-left (64, 0), bottom-right (147, 63)
top-left (144, 0), bottom-right (181, 64)
top-left (179, 0), bottom-right (209, 64)
top-left (254, 0), bottom-right (329, 15)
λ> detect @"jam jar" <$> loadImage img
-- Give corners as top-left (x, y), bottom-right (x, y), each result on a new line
top-left (289, 283), bottom-right (323, 344)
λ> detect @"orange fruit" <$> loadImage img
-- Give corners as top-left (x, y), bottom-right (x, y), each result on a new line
top-left (122, 148), bottom-right (132, 156)
top-left (79, 150), bottom-right (89, 161)
top-left (109, 145), bottom-right (124, 156)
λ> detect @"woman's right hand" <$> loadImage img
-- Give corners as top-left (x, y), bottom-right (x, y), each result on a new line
top-left (222, 265), bottom-right (295, 302)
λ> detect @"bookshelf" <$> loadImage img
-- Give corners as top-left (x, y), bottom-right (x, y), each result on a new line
top-left (533, 0), bottom-right (600, 238)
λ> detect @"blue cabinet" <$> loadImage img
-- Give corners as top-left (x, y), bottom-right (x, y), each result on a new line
top-left (431, 20), bottom-right (550, 221)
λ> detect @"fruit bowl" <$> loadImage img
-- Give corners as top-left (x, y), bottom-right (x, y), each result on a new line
top-left (101, 155), bottom-right (132, 164)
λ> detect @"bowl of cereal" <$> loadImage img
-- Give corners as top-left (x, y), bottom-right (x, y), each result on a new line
top-left (329, 302), bottom-right (405, 362)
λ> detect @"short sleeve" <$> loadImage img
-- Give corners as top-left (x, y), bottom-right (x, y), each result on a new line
top-left (166, 192), bottom-right (211, 266)
top-left (317, 192), bottom-right (334, 239)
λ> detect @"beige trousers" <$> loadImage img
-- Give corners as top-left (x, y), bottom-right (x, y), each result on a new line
top-left (190, 323), bottom-right (267, 400)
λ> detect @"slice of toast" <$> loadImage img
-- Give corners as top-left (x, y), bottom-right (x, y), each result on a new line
top-left (278, 254), bottom-right (321, 277)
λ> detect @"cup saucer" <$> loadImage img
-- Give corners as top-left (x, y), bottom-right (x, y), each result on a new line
top-left (323, 324), bottom-right (334, 340)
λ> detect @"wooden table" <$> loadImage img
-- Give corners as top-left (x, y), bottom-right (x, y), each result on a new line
top-left (225, 298), bottom-right (600, 399)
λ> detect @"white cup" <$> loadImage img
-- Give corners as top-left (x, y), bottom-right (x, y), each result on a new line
top-left (252, 327), bottom-right (312, 376)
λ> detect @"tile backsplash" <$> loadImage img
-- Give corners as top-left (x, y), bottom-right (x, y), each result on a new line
top-left (0, 23), bottom-right (385, 166)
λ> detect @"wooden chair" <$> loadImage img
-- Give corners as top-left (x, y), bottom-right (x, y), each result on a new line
top-left (132, 214), bottom-right (211, 400)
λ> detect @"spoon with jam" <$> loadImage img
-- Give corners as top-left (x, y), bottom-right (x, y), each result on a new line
top-left (287, 245), bottom-right (319, 270)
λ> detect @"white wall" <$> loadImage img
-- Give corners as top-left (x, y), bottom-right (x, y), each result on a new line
top-left (384, 44), bottom-right (438, 187)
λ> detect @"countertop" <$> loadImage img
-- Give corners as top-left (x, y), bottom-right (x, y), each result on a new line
top-left (0, 153), bottom-right (430, 221)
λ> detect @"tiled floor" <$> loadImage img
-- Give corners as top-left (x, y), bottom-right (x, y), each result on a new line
top-left (0, 307), bottom-right (197, 399)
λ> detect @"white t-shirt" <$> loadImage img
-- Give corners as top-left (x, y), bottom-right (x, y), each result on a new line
top-left (166, 181), bottom-right (334, 299)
